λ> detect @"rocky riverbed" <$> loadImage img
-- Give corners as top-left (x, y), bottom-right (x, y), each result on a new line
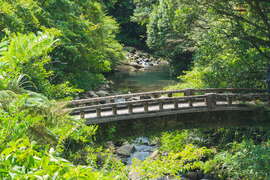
top-left (108, 137), bottom-right (216, 180)
top-left (116, 47), bottom-right (169, 73)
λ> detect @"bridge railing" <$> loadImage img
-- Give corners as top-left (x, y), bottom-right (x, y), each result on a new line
top-left (69, 88), bottom-right (267, 106)
top-left (69, 92), bottom-right (270, 119)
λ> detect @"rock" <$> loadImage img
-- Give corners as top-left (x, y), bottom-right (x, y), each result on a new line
top-left (133, 54), bottom-right (139, 58)
top-left (116, 144), bottom-right (135, 156)
top-left (130, 62), bottom-right (144, 69)
top-left (96, 90), bottom-right (109, 97)
top-left (134, 137), bottom-right (150, 145)
top-left (105, 141), bottom-right (115, 149)
top-left (87, 91), bottom-right (98, 98)
top-left (128, 151), bottom-right (150, 164)
top-left (100, 83), bottom-right (110, 90)
top-left (149, 150), bottom-right (159, 159)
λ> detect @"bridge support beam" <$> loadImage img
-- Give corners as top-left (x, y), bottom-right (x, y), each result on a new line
top-left (144, 103), bottom-right (149, 112)
top-left (159, 102), bottom-right (164, 111)
top-left (96, 107), bottom-right (270, 138)
top-left (80, 110), bottom-right (85, 119)
top-left (96, 108), bottom-right (101, 117)
top-left (112, 105), bottom-right (117, 115)
top-left (128, 104), bottom-right (133, 114)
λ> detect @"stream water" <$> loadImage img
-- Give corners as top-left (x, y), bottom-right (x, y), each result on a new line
top-left (110, 63), bottom-right (177, 165)
top-left (109, 64), bottom-right (177, 93)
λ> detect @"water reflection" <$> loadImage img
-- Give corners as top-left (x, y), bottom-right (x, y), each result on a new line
top-left (109, 64), bottom-right (177, 93)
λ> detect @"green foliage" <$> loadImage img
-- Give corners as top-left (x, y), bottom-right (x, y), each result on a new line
top-left (173, 0), bottom-right (270, 89)
top-left (0, 32), bottom-right (80, 98)
top-left (204, 141), bottom-right (270, 179)
top-left (0, 81), bottom-right (128, 179)
top-left (0, 138), bottom-right (116, 179)
top-left (132, 144), bottom-right (214, 179)
top-left (179, 22), bottom-right (268, 89)
top-left (105, 0), bottom-right (148, 49)
top-left (160, 130), bottom-right (189, 152)
top-left (0, 0), bottom-right (124, 90)
top-left (134, 0), bottom-right (270, 88)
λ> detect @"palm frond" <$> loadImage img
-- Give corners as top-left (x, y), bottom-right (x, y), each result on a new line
top-left (8, 74), bottom-right (37, 93)
top-left (0, 41), bottom-right (8, 56)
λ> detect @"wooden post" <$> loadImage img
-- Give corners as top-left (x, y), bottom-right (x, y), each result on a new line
top-left (174, 100), bottom-right (179, 109)
top-left (206, 93), bottom-right (216, 109)
top-left (144, 102), bottom-right (149, 112)
top-left (159, 102), bottom-right (164, 111)
top-left (189, 97), bottom-right (193, 107)
top-left (79, 103), bottom-right (85, 119)
top-left (184, 88), bottom-right (194, 96)
top-left (80, 110), bottom-right (85, 119)
top-left (96, 108), bottom-right (101, 117)
top-left (227, 95), bottom-right (232, 105)
top-left (128, 104), bottom-right (133, 114)
top-left (112, 105), bottom-right (117, 115)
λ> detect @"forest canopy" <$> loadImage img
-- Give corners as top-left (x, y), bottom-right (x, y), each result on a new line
top-left (0, 0), bottom-right (124, 96)
top-left (130, 0), bottom-right (270, 89)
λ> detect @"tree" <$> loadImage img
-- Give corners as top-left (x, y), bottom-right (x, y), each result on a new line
top-left (0, 0), bottom-right (124, 90)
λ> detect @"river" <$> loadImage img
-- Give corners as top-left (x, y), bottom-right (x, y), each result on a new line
top-left (108, 63), bottom-right (177, 93)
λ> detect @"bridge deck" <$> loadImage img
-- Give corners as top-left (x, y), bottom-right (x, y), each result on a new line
top-left (68, 88), bottom-right (269, 124)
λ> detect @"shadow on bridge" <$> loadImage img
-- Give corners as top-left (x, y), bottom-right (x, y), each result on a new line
top-left (97, 106), bottom-right (270, 137)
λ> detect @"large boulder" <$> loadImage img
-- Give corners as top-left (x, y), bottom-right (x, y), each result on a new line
top-left (96, 90), bottom-right (110, 97)
top-left (86, 91), bottom-right (98, 98)
top-left (116, 144), bottom-right (135, 156)
top-left (149, 150), bottom-right (159, 159)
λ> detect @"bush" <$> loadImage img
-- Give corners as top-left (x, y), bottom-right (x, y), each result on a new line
top-left (132, 144), bottom-right (214, 179)
top-left (204, 141), bottom-right (270, 179)
top-left (160, 130), bottom-right (189, 152)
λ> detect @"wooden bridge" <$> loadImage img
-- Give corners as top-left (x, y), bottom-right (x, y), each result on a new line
top-left (68, 89), bottom-right (270, 130)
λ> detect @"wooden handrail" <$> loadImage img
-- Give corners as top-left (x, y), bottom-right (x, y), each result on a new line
top-left (69, 88), bottom-right (267, 106)
top-left (70, 93), bottom-right (269, 112)
top-left (69, 91), bottom-right (270, 120)
top-left (69, 95), bottom-right (207, 112)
